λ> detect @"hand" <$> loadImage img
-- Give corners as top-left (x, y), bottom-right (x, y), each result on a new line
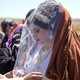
top-left (23, 72), bottom-right (42, 80)
top-left (13, 68), bottom-right (25, 77)
top-left (0, 74), bottom-right (6, 78)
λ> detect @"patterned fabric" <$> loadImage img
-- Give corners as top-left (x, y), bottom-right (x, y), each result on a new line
top-left (6, 24), bottom-right (24, 49)
top-left (27, 0), bottom-right (61, 37)
top-left (0, 48), bottom-right (15, 74)
top-left (6, 24), bottom-right (24, 60)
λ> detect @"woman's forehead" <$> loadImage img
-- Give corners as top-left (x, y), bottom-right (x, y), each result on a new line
top-left (30, 23), bottom-right (49, 32)
top-left (30, 23), bottom-right (40, 29)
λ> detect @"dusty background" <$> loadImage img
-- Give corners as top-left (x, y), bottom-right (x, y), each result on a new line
top-left (0, 18), bottom-right (80, 34)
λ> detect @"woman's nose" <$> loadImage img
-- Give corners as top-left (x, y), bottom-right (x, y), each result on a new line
top-left (31, 32), bottom-right (37, 40)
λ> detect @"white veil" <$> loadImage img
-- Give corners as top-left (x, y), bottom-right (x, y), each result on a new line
top-left (13, 0), bottom-right (61, 78)
top-left (14, 27), bottom-right (36, 68)
top-left (14, 9), bottom-right (37, 68)
top-left (13, 10), bottom-right (38, 77)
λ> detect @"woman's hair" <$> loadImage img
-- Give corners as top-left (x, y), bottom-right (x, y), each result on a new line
top-left (0, 31), bottom-right (4, 40)
top-left (1, 19), bottom-right (14, 33)
top-left (31, 0), bottom-right (61, 33)
top-left (25, 9), bottom-right (35, 21)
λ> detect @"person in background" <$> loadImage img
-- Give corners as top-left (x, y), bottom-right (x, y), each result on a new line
top-left (0, 19), bottom-right (17, 74)
top-left (6, 8), bottom-right (35, 61)
top-left (6, 24), bottom-right (24, 61)
top-left (0, 31), bottom-right (4, 47)
top-left (0, 7), bottom-right (35, 76)
top-left (0, 9), bottom-right (35, 74)
top-left (1, 19), bottom-right (16, 48)
top-left (22, 8), bottom-right (35, 24)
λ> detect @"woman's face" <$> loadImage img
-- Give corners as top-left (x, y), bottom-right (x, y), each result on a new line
top-left (5, 26), bottom-right (14, 37)
top-left (30, 23), bottom-right (50, 44)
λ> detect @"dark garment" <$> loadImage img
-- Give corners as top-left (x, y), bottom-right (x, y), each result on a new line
top-left (11, 31), bottom-right (22, 60)
top-left (0, 59), bottom-right (15, 74)
top-left (9, 24), bottom-right (23, 60)
top-left (1, 35), bottom-right (8, 48)
top-left (1, 34), bottom-right (11, 58)
top-left (0, 32), bottom-right (15, 74)
top-left (0, 48), bottom-right (15, 74)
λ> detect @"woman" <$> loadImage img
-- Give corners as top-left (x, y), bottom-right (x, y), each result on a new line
top-left (0, 19), bottom-right (16, 74)
top-left (6, 8), bottom-right (35, 62)
top-left (1, 19), bottom-right (16, 47)
top-left (1, 0), bottom-right (80, 80)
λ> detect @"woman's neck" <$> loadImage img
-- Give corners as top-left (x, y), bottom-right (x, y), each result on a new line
top-left (43, 39), bottom-right (54, 51)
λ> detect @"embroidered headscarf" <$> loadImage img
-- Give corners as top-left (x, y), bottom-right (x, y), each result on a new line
top-left (27, 0), bottom-right (61, 37)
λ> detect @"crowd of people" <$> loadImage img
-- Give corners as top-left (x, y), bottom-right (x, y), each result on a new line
top-left (0, 9), bottom-right (34, 75)
top-left (0, 0), bottom-right (80, 80)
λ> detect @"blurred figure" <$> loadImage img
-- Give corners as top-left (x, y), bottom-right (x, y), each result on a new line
top-left (0, 8), bottom-right (35, 75)
top-left (0, 31), bottom-right (4, 47)
top-left (1, 19), bottom-right (16, 48)
top-left (1, 9), bottom-right (35, 75)
top-left (25, 8), bottom-right (35, 21)
top-left (0, 19), bottom-right (17, 74)
top-left (6, 9), bottom-right (35, 61)
top-left (6, 24), bottom-right (24, 61)
top-left (21, 8), bottom-right (35, 24)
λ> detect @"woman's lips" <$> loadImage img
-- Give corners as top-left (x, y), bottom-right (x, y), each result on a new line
top-left (36, 39), bottom-right (40, 41)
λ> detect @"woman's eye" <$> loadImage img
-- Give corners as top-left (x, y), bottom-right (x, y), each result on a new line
top-left (35, 29), bottom-right (40, 33)
top-left (32, 29), bottom-right (40, 33)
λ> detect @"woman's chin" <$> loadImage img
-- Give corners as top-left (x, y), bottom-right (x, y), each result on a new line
top-left (36, 40), bottom-right (41, 44)
top-left (35, 39), bottom-right (43, 45)
top-left (38, 41), bottom-right (43, 45)
top-left (35, 39), bottom-right (39, 42)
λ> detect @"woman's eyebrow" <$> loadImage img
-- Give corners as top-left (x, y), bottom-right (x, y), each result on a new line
top-left (33, 28), bottom-right (39, 31)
